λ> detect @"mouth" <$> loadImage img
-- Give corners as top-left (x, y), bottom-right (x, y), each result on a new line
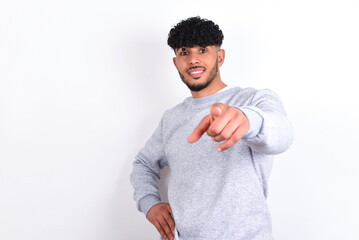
top-left (187, 67), bottom-right (206, 79)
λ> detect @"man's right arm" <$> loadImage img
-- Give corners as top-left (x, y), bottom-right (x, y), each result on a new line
top-left (130, 117), bottom-right (175, 240)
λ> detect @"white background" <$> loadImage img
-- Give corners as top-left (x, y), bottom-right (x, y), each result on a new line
top-left (1, 0), bottom-right (358, 239)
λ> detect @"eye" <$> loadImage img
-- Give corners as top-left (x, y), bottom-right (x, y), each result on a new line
top-left (180, 51), bottom-right (188, 56)
top-left (200, 48), bottom-right (207, 53)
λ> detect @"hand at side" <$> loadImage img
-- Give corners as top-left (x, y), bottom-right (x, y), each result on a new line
top-left (146, 203), bottom-right (175, 240)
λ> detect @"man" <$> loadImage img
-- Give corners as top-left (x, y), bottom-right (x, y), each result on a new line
top-left (130, 16), bottom-right (293, 240)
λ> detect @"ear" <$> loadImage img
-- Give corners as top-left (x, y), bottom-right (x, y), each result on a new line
top-left (173, 57), bottom-right (177, 67)
top-left (217, 49), bottom-right (225, 67)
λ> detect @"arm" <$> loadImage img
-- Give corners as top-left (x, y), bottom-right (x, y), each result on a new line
top-left (130, 118), bottom-right (175, 240)
top-left (188, 89), bottom-right (293, 154)
top-left (239, 89), bottom-right (294, 155)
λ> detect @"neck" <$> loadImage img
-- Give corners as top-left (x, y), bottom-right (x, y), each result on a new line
top-left (190, 76), bottom-right (227, 98)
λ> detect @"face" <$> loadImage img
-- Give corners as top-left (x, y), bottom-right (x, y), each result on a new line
top-left (173, 45), bottom-right (225, 92)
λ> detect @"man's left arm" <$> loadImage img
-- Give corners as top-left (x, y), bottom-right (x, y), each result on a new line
top-left (188, 89), bottom-right (294, 154)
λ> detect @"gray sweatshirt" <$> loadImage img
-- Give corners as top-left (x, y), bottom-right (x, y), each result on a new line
top-left (130, 87), bottom-right (293, 240)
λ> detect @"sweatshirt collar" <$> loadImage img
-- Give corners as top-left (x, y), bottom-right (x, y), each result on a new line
top-left (184, 86), bottom-right (240, 106)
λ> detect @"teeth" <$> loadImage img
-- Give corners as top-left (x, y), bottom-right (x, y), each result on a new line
top-left (191, 71), bottom-right (203, 74)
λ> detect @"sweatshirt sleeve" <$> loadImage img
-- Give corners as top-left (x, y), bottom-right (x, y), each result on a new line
top-left (130, 117), bottom-right (168, 216)
top-left (238, 89), bottom-right (294, 155)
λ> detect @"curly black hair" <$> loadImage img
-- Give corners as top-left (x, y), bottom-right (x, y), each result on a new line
top-left (167, 16), bottom-right (224, 50)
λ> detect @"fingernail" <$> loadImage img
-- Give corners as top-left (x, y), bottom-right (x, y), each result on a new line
top-left (217, 147), bottom-right (222, 152)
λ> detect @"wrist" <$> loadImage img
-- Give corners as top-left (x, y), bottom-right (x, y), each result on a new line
top-left (237, 107), bottom-right (263, 139)
top-left (138, 195), bottom-right (162, 216)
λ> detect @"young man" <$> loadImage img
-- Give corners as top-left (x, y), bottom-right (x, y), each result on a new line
top-left (130, 17), bottom-right (293, 240)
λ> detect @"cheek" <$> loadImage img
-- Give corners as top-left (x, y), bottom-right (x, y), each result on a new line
top-left (176, 62), bottom-right (186, 72)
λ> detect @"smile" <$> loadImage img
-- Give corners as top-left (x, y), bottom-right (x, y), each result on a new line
top-left (187, 67), bottom-right (206, 78)
top-left (191, 70), bottom-right (204, 74)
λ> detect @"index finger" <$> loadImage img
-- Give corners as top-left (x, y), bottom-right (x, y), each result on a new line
top-left (187, 115), bottom-right (210, 143)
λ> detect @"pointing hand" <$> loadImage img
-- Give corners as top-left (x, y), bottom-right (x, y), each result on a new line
top-left (188, 103), bottom-right (250, 152)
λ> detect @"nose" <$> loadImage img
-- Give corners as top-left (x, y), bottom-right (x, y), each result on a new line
top-left (188, 53), bottom-right (200, 65)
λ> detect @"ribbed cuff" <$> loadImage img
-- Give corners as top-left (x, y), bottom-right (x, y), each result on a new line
top-left (138, 195), bottom-right (162, 216)
top-left (237, 107), bottom-right (263, 139)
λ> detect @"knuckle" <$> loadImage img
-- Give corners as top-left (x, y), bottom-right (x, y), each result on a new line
top-left (234, 113), bottom-right (242, 120)
top-left (220, 131), bottom-right (230, 139)
top-left (206, 129), bottom-right (215, 136)
top-left (211, 126), bottom-right (222, 135)
top-left (227, 106), bottom-right (235, 114)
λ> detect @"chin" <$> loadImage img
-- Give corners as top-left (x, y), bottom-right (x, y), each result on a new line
top-left (179, 70), bottom-right (216, 92)
top-left (185, 79), bottom-right (213, 92)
